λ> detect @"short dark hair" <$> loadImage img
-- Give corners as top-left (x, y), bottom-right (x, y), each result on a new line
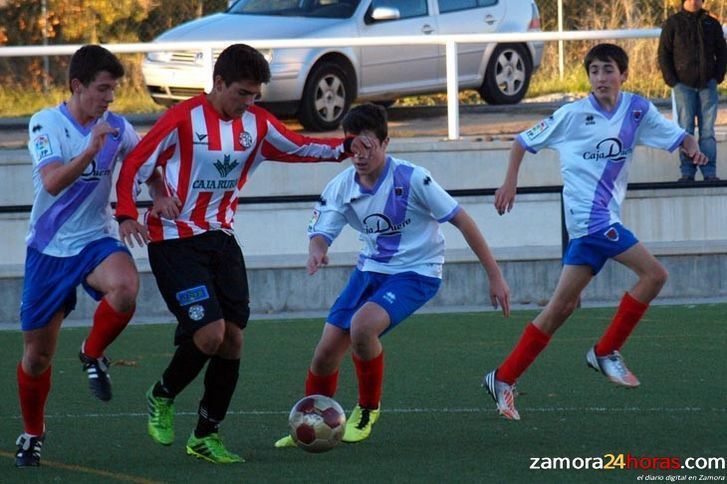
top-left (584, 43), bottom-right (629, 74)
top-left (341, 103), bottom-right (388, 142)
top-left (68, 45), bottom-right (124, 93)
top-left (213, 44), bottom-right (271, 85)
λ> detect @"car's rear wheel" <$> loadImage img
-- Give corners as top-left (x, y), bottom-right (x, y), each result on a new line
top-left (479, 44), bottom-right (532, 105)
top-left (298, 62), bottom-right (354, 131)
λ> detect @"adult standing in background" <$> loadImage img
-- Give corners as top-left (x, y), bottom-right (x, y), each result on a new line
top-left (658, 0), bottom-right (726, 182)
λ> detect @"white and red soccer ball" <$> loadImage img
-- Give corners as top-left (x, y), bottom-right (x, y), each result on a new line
top-left (288, 394), bottom-right (346, 453)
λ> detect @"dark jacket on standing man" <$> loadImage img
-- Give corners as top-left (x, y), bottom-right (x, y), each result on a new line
top-left (658, 8), bottom-right (727, 88)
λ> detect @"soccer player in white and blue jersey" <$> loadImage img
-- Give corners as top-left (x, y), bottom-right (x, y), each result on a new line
top-left (482, 43), bottom-right (708, 421)
top-left (15, 46), bottom-right (143, 467)
top-left (275, 103), bottom-right (511, 448)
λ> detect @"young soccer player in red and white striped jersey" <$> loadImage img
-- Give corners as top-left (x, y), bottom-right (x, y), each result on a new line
top-left (115, 43), bottom-right (370, 463)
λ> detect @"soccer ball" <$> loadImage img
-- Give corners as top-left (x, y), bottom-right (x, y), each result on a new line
top-left (288, 394), bottom-right (346, 453)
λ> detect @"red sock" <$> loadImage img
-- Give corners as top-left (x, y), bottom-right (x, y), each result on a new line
top-left (497, 323), bottom-right (551, 385)
top-left (305, 368), bottom-right (339, 397)
top-left (17, 363), bottom-right (51, 436)
top-left (595, 292), bottom-right (649, 356)
top-left (353, 351), bottom-right (384, 409)
top-left (84, 298), bottom-right (135, 358)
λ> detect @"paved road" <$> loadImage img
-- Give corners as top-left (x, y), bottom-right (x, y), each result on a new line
top-left (2, 99), bottom-right (726, 149)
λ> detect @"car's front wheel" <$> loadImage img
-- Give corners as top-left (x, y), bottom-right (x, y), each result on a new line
top-left (479, 44), bottom-right (532, 105)
top-left (298, 62), bottom-right (354, 131)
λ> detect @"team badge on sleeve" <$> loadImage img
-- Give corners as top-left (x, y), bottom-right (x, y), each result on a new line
top-left (33, 134), bottom-right (53, 159)
top-left (524, 118), bottom-right (551, 141)
top-left (307, 210), bottom-right (320, 232)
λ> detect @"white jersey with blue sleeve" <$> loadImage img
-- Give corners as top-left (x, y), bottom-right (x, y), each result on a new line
top-left (26, 103), bottom-right (140, 256)
top-left (307, 156), bottom-right (460, 278)
top-left (517, 92), bottom-right (685, 239)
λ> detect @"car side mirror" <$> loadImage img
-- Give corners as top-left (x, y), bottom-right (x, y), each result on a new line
top-left (365, 6), bottom-right (401, 24)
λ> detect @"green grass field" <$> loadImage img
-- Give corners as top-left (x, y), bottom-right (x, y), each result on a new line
top-left (1, 304), bottom-right (725, 483)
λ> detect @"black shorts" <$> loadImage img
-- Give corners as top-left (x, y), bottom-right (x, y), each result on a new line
top-left (148, 230), bottom-right (250, 344)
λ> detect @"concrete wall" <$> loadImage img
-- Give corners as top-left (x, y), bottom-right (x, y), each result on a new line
top-left (1, 134), bottom-right (726, 324)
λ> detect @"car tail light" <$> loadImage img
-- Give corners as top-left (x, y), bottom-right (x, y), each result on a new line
top-left (528, 2), bottom-right (541, 30)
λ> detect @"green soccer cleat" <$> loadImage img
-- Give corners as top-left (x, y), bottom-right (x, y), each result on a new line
top-left (186, 432), bottom-right (244, 464)
top-left (342, 404), bottom-right (380, 443)
top-left (146, 385), bottom-right (175, 445)
top-left (274, 435), bottom-right (297, 448)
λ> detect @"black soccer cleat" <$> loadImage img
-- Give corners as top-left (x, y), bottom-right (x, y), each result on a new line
top-left (79, 351), bottom-right (112, 402)
top-left (15, 433), bottom-right (44, 467)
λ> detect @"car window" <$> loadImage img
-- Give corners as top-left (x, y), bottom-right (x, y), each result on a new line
top-left (230, 0), bottom-right (360, 19)
top-left (438, 0), bottom-right (475, 13)
top-left (371, 0), bottom-right (428, 19)
top-left (438, 0), bottom-right (497, 13)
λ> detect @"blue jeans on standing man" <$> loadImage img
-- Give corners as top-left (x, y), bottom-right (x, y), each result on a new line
top-left (673, 79), bottom-right (718, 180)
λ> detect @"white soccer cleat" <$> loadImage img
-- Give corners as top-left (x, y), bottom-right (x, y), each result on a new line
top-left (586, 346), bottom-right (640, 388)
top-left (482, 370), bottom-right (520, 420)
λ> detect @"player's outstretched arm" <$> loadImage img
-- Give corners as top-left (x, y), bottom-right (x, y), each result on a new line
top-left (307, 235), bottom-right (330, 276)
top-left (494, 140), bottom-right (526, 216)
top-left (680, 135), bottom-right (708, 166)
top-left (450, 209), bottom-right (510, 317)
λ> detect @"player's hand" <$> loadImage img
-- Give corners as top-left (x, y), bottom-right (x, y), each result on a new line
top-left (306, 252), bottom-right (329, 275)
top-left (685, 149), bottom-right (708, 166)
top-left (488, 274), bottom-right (511, 318)
top-left (150, 195), bottom-right (182, 220)
top-left (119, 219), bottom-right (149, 248)
top-left (350, 135), bottom-right (376, 160)
top-left (494, 182), bottom-right (517, 215)
top-left (86, 122), bottom-right (119, 156)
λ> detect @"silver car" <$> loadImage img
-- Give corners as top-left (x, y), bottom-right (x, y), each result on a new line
top-left (142, 0), bottom-right (543, 131)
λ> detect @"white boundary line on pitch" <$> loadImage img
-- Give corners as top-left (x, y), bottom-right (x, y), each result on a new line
top-left (6, 406), bottom-right (726, 420)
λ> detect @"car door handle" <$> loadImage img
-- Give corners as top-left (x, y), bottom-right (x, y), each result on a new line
top-left (421, 24), bottom-right (435, 35)
top-left (484, 15), bottom-right (497, 25)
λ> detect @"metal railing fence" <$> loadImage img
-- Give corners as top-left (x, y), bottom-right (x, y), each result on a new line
top-left (0, 28), bottom-right (676, 139)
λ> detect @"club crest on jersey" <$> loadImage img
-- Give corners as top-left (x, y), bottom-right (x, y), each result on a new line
top-left (33, 134), bottom-right (52, 159)
top-left (631, 109), bottom-right (643, 122)
top-left (239, 131), bottom-right (253, 149)
top-left (524, 118), bottom-right (551, 141)
top-left (604, 227), bottom-right (620, 241)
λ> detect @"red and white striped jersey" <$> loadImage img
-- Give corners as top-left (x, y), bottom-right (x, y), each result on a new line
top-left (116, 94), bottom-right (349, 241)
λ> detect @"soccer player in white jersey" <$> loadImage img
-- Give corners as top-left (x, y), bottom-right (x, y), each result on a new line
top-left (15, 45), bottom-right (142, 467)
top-left (482, 43), bottom-right (708, 421)
top-left (115, 44), bottom-right (370, 464)
top-left (274, 103), bottom-right (511, 448)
